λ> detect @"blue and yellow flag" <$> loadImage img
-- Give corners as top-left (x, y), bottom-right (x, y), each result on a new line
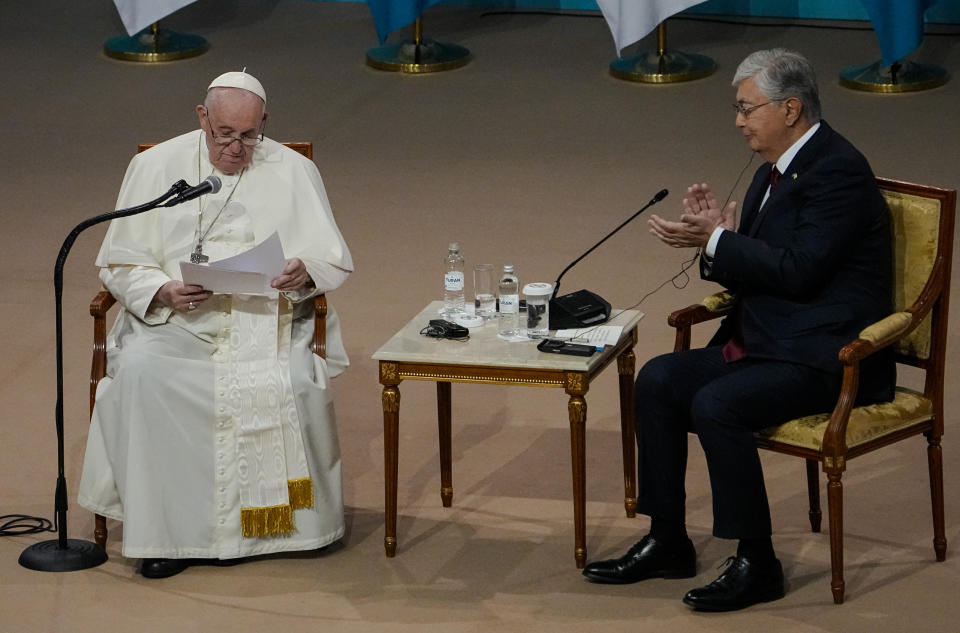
top-left (366, 0), bottom-right (444, 43)
top-left (860, 0), bottom-right (939, 67)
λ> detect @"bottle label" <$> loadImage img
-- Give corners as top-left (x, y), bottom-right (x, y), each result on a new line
top-left (444, 271), bottom-right (464, 291)
top-left (499, 294), bottom-right (518, 314)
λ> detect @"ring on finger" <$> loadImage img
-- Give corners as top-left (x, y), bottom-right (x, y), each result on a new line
top-left (188, 301), bottom-right (196, 311)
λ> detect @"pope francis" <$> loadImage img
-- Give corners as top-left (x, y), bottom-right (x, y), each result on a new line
top-left (78, 71), bottom-right (353, 579)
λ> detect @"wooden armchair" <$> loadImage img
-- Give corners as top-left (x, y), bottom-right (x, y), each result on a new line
top-left (665, 177), bottom-right (955, 604)
top-left (90, 141), bottom-right (327, 549)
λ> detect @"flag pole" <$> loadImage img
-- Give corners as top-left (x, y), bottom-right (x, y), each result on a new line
top-left (839, 59), bottom-right (948, 93)
top-left (609, 21), bottom-right (714, 84)
top-left (366, 17), bottom-right (470, 73)
top-left (104, 21), bottom-right (208, 62)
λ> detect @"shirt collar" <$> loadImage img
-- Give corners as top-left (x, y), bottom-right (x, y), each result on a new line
top-left (775, 121), bottom-right (820, 175)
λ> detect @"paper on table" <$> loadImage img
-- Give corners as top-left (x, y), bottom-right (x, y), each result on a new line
top-left (179, 231), bottom-right (286, 295)
top-left (553, 325), bottom-right (624, 347)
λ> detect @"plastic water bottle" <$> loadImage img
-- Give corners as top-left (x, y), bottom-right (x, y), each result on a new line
top-left (497, 264), bottom-right (519, 337)
top-left (442, 242), bottom-right (465, 317)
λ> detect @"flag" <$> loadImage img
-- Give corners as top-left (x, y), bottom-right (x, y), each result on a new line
top-left (859, 0), bottom-right (940, 67)
top-left (112, 0), bottom-right (198, 36)
top-left (366, 0), bottom-right (444, 44)
top-left (596, 0), bottom-right (706, 55)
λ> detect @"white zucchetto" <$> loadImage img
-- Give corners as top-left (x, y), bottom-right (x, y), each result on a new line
top-left (207, 69), bottom-right (266, 103)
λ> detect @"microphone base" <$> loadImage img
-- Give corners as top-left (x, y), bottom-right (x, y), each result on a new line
top-left (549, 290), bottom-right (611, 330)
top-left (19, 538), bottom-right (107, 572)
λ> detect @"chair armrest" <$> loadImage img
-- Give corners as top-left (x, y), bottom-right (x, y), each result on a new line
top-left (668, 291), bottom-right (733, 352)
top-left (90, 290), bottom-right (116, 416)
top-left (823, 311), bottom-right (916, 464)
top-left (312, 294), bottom-right (327, 359)
top-left (837, 312), bottom-right (912, 365)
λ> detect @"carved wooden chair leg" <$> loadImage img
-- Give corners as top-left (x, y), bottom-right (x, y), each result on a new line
top-left (94, 513), bottom-right (108, 550)
top-left (826, 471), bottom-right (845, 604)
top-left (927, 432), bottom-right (947, 561)
top-left (805, 459), bottom-right (822, 533)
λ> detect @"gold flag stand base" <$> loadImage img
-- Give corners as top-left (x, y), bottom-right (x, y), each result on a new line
top-left (104, 22), bottom-right (208, 63)
top-left (840, 59), bottom-right (949, 93)
top-left (609, 23), bottom-right (715, 84)
top-left (366, 18), bottom-right (470, 73)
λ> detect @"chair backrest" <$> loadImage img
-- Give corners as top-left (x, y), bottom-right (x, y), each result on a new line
top-left (876, 177), bottom-right (956, 369)
top-left (138, 141), bottom-right (313, 159)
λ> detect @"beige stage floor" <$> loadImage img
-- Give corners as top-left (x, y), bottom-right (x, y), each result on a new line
top-left (1, 2), bottom-right (958, 631)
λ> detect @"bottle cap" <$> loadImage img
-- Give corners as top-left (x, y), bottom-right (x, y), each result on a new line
top-left (504, 264), bottom-right (514, 272)
top-left (522, 282), bottom-right (553, 296)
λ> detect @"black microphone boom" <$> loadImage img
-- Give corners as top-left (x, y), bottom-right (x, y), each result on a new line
top-left (163, 175), bottom-right (222, 206)
top-left (549, 189), bottom-right (668, 330)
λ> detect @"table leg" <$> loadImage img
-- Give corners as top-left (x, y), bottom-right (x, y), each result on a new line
top-left (617, 349), bottom-right (637, 517)
top-left (381, 364), bottom-right (401, 558)
top-left (437, 381), bottom-right (453, 507)
top-left (566, 373), bottom-right (588, 569)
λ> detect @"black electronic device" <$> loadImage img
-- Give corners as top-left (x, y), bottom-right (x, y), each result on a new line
top-left (423, 319), bottom-right (469, 340)
top-left (550, 290), bottom-right (611, 329)
top-left (537, 338), bottom-right (596, 357)
top-left (549, 189), bottom-right (668, 329)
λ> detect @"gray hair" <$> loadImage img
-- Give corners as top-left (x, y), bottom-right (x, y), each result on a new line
top-left (204, 86), bottom-right (266, 117)
top-left (732, 49), bottom-right (821, 124)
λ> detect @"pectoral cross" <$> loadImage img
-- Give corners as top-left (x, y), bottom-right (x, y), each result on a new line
top-left (191, 243), bottom-right (209, 264)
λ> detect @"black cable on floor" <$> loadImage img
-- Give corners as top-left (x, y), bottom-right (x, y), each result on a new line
top-left (0, 514), bottom-right (55, 536)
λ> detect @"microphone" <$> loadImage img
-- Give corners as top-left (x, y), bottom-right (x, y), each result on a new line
top-left (548, 188), bottom-right (669, 329)
top-left (162, 175), bottom-right (222, 207)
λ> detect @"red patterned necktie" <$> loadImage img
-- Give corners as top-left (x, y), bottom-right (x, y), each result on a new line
top-left (769, 166), bottom-right (782, 190)
top-left (721, 329), bottom-right (746, 363)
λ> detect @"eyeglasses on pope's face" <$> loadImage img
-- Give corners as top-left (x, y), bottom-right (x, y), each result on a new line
top-left (204, 107), bottom-right (265, 147)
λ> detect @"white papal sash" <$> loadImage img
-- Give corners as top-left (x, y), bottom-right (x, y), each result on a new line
top-left (227, 295), bottom-right (312, 538)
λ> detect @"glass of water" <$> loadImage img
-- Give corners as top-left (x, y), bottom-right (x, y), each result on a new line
top-left (473, 263), bottom-right (496, 320)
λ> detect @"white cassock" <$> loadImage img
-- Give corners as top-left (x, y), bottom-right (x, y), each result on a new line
top-left (78, 131), bottom-right (353, 560)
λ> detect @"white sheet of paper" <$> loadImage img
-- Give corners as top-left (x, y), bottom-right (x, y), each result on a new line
top-left (553, 325), bottom-right (624, 347)
top-left (180, 231), bottom-right (286, 295)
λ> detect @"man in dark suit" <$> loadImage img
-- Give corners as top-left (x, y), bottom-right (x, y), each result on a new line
top-left (581, 49), bottom-right (894, 611)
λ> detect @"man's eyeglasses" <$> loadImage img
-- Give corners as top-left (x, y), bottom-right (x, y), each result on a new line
top-left (732, 101), bottom-right (775, 117)
top-left (204, 108), bottom-right (264, 147)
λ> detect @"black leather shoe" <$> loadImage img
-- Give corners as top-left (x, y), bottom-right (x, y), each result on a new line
top-left (582, 534), bottom-right (697, 584)
top-left (140, 558), bottom-right (190, 579)
top-left (682, 555), bottom-right (785, 612)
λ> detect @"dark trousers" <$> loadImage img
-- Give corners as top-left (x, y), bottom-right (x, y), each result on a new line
top-left (635, 346), bottom-right (840, 540)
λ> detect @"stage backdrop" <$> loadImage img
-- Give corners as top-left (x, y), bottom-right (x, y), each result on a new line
top-left (318, 0), bottom-right (960, 23)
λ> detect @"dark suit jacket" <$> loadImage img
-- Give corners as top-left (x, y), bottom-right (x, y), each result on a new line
top-left (703, 120), bottom-right (895, 403)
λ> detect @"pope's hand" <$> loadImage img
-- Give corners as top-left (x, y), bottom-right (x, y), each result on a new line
top-left (156, 281), bottom-right (212, 312)
top-left (271, 257), bottom-right (311, 292)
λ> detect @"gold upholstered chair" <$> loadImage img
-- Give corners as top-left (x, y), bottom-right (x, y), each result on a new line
top-left (90, 141), bottom-right (327, 549)
top-left (664, 177), bottom-right (954, 604)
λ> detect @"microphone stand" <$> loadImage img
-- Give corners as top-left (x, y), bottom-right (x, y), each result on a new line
top-left (549, 189), bottom-right (668, 329)
top-left (19, 180), bottom-right (188, 572)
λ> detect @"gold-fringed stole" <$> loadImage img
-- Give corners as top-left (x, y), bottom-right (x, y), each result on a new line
top-left (287, 477), bottom-right (314, 510)
top-left (240, 478), bottom-right (314, 537)
top-left (241, 504), bottom-right (294, 538)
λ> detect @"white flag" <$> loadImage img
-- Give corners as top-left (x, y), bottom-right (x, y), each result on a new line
top-left (113, 0), bottom-right (198, 36)
top-left (596, 0), bottom-right (705, 55)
